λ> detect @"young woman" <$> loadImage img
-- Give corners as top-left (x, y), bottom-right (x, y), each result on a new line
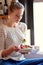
top-left (0, 1), bottom-right (28, 64)
top-left (0, 1), bottom-right (43, 65)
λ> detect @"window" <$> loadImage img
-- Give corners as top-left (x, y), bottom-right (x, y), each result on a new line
top-left (33, 2), bottom-right (43, 52)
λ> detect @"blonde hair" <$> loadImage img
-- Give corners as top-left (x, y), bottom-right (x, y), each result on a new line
top-left (11, 0), bottom-right (18, 3)
top-left (9, 2), bottom-right (24, 12)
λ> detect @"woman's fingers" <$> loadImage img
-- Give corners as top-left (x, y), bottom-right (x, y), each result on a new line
top-left (13, 46), bottom-right (20, 52)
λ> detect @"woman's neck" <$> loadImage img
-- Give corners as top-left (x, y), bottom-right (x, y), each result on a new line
top-left (5, 22), bottom-right (14, 28)
top-left (4, 21), bottom-right (19, 28)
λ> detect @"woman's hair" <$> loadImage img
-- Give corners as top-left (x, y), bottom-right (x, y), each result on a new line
top-left (11, 0), bottom-right (18, 3)
top-left (9, 1), bottom-right (24, 12)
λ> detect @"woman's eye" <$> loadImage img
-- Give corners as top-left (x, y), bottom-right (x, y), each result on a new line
top-left (16, 15), bottom-right (22, 18)
top-left (16, 15), bottom-right (19, 17)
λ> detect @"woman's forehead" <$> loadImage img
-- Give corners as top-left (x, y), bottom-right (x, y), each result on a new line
top-left (12, 9), bottom-right (24, 15)
top-left (16, 9), bottom-right (23, 13)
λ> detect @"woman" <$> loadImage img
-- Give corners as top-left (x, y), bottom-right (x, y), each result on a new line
top-left (0, 1), bottom-right (43, 65)
top-left (0, 1), bottom-right (28, 64)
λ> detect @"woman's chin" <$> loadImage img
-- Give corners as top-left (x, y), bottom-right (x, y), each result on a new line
top-left (16, 20), bottom-right (19, 23)
top-left (13, 22), bottom-right (18, 27)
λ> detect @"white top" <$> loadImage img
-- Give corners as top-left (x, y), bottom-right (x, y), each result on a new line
top-left (0, 22), bottom-right (27, 61)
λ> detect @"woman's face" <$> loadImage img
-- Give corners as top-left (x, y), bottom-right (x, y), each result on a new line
top-left (8, 8), bottom-right (24, 24)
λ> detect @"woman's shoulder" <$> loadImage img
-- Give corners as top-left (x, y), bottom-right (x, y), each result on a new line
top-left (19, 22), bottom-right (27, 28)
top-left (0, 24), bottom-right (5, 37)
top-left (0, 24), bottom-right (7, 34)
top-left (18, 22), bottom-right (27, 32)
top-left (0, 24), bottom-right (4, 30)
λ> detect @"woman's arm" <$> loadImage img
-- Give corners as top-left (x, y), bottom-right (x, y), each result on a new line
top-left (0, 25), bottom-right (20, 58)
top-left (2, 46), bottom-right (20, 58)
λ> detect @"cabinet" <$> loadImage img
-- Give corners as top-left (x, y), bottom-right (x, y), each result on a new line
top-left (0, 15), bottom-right (8, 19)
top-left (0, 0), bottom-right (8, 19)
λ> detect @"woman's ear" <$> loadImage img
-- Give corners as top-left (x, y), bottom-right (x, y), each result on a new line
top-left (8, 15), bottom-right (10, 19)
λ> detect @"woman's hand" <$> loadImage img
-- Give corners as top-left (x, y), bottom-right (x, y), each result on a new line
top-left (2, 46), bottom-right (20, 58)
top-left (19, 44), bottom-right (32, 54)
top-left (12, 46), bottom-right (20, 52)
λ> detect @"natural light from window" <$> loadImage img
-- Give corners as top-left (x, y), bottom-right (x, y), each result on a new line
top-left (26, 29), bottom-right (31, 45)
top-left (33, 2), bottom-right (43, 52)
